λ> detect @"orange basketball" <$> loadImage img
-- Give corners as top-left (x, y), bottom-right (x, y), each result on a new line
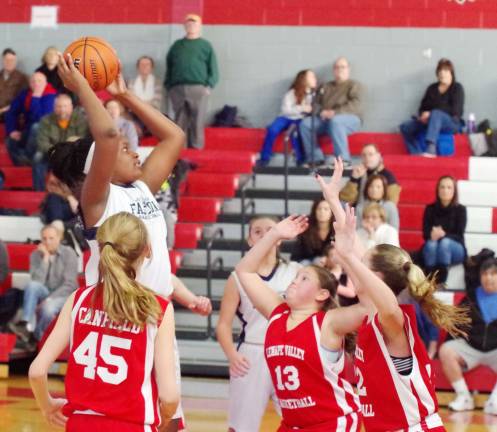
top-left (64, 36), bottom-right (119, 91)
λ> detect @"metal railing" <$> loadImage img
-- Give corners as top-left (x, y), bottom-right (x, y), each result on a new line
top-left (205, 227), bottom-right (224, 338)
top-left (239, 177), bottom-right (255, 256)
top-left (283, 123), bottom-right (298, 217)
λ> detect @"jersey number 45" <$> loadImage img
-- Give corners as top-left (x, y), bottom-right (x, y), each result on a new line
top-left (73, 331), bottom-right (132, 385)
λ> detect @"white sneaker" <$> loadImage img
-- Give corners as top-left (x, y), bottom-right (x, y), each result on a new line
top-left (448, 394), bottom-right (474, 411)
top-left (485, 397), bottom-right (497, 415)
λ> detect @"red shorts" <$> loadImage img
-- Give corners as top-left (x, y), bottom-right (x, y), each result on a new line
top-left (66, 414), bottom-right (158, 432)
top-left (277, 412), bottom-right (362, 431)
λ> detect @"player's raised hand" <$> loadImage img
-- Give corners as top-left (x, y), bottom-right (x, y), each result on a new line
top-left (315, 157), bottom-right (344, 204)
top-left (57, 52), bottom-right (88, 93)
top-left (333, 204), bottom-right (357, 256)
top-left (273, 215), bottom-right (308, 240)
top-left (106, 69), bottom-right (127, 97)
top-left (43, 397), bottom-right (68, 428)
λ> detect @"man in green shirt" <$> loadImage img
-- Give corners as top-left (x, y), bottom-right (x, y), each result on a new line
top-left (164, 13), bottom-right (219, 149)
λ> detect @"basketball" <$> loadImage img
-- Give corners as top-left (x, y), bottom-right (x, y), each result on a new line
top-left (63, 36), bottom-right (119, 91)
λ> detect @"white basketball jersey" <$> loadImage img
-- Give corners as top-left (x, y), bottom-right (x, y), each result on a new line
top-left (84, 180), bottom-right (172, 296)
top-left (233, 260), bottom-right (301, 345)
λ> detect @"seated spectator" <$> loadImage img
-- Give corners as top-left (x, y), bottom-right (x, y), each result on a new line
top-left (355, 174), bottom-right (399, 230)
top-left (256, 69), bottom-right (316, 167)
top-left (5, 72), bottom-right (56, 166)
top-left (422, 175), bottom-right (466, 283)
top-left (339, 143), bottom-right (401, 205)
top-left (356, 202), bottom-right (399, 250)
top-left (0, 48), bottom-right (28, 121)
top-left (8, 224), bottom-right (78, 348)
top-left (400, 58), bottom-right (464, 157)
top-left (299, 57), bottom-right (362, 166)
top-left (0, 239), bottom-right (23, 329)
top-left (40, 173), bottom-right (79, 224)
top-left (36, 46), bottom-right (64, 93)
top-left (105, 99), bottom-right (139, 151)
top-left (128, 56), bottom-right (163, 110)
top-left (33, 94), bottom-right (89, 191)
top-left (438, 258), bottom-right (497, 414)
top-left (290, 198), bottom-right (334, 264)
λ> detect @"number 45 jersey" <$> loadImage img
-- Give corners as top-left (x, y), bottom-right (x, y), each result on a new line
top-left (63, 285), bottom-right (169, 429)
top-left (264, 303), bottom-right (360, 431)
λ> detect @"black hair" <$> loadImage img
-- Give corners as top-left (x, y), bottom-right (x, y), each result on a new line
top-left (136, 55), bottom-right (155, 69)
top-left (480, 258), bottom-right (497, 274)
top-left (47, 137), bottom-right (93, 190)
top-left (2, 48), bottom-right (16, 57)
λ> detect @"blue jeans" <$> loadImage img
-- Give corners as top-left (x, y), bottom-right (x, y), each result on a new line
top-left (422, 237), bottom-right (465, 268)
top-left (6, 123), bottom-right (40, 166)
top-left (32, 151), bottom-right (47, 191)
top-left (400, 109), bottom-right (459, 155)
top-left (299, 113), bottom-right (360, 163)
top-left (21, 281), bottom-right (65, 340)
top-left (260, 116), bottom-right (304, 163)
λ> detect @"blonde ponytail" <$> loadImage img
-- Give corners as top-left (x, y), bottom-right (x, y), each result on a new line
top-left (370, 244), bottom-right (470, 338)
top-left (96, 212), bottom-right (161, 328)
top-left (405, 262), bottom-right (470, 338)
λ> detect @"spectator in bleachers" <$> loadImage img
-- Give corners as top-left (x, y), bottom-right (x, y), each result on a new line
top-left (438, 258), bottom-right (497, 414)
top-left (422, 175), bottom-right (466, 282)
top-left (8, 224), bottom-right (78, 349)
top-left (36, 46), bottom-right (64, 93)
top-left (256, 69), bottom-right (316, 167)
top-left (0, 48), bottom-right (28, 121)
top-left (356, 202), bottom-right (399, 250)
top-left (400, 58), bottom-right (464, 157)
top-left (355, 174), bottom-right (400, 230)
top-left (33, 94), bottom-right (89, 191)
top-left (40, 173), bottom-right (79, 225)
top-left (129, 56), bottom-right (163, 110)
top-left (299, 57), bottom-right (362, 166)
top-left (104, 99), bottom-right (139, 151)
top-left (339, 143), bottom-right (401, 206)
top-left (320, 243), bottom-right (356, 305)
top-left (165, 13), bottom-right (219, 149)
top-left (0, 239), bottom-right (7, 286)
top-left (290, 198), bottom-right (334, 264)
top-left (5, 72), bottom-right (56, 166)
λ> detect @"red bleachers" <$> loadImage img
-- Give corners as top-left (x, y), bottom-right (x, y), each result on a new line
top-left (185, 172), bottom-right (240, 198)
top-left (174, 223), bottom-right (203, 249)
top-left (6, 243), bottom-right (36, 271)
top-left (399, 230), bottom-right (424, 251)
top-left (2, 167), bottom-right (32, 189)
top-left (383, 155), bottom-right (469, 181)
top-left (0, 334), bottom-right (16, 362)
top-left (0, 273), bottom-right (12, 296)
top-left (178, 197), bottom-right (221, 223)
top-left (0, 145), bottom-right (12, 166)
top-left (169, 250), bottom-right (182, 274)
top-left (0, 191), bottom-right (44, 215)
top-left (181, 149), bottom-right (255, 174)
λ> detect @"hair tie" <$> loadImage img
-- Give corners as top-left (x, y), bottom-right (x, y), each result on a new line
top-left (102, 241), bottom-right (115, 249)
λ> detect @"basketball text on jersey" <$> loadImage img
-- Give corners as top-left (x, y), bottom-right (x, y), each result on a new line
top-left (265, 344), bottom-right (305, 360)
top-left (129, 197), bottom-right (162, 220)
top-left (278, 396), bottom-right (316, 410)
top-left (77, 306), bottom-right (141, 334)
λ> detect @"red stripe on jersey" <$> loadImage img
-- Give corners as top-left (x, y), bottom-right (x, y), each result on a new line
top-left (265, 303), bottom-right (360, 430)
top-left (64, 285), bottom-right (168, 429)
top-left (355, 304), bottom-right (439, 431)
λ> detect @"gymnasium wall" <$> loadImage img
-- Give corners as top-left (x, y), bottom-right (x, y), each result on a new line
top-left (2, 0), bottom-right (497, 131)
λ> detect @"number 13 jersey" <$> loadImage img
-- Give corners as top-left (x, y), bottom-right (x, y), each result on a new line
top-left (264, 303), bottom-right (360, 431)
top-left (63, 285), bottom-right (169, 429)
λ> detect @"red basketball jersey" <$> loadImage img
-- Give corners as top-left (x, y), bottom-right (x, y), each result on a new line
top-left (63, 286), bottom-right (169, 430)
top-left (264, 303), bottom-right (361, 431)
top-left (355, 304), bottom-right (444, 432)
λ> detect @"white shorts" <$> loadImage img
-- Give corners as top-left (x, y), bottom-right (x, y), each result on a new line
top-left (443, 338), bottom-right (497, 372)
top-left (228, 342), bottom-right (279, 432)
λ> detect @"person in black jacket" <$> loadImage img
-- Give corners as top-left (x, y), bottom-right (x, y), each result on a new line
top-left (438, 258), bottom-right (497, 414)
top-left (422, 175), bottom-right (466, 282)
top-left (400, 58), bottom-right (464, 157)
top-left (290, 198), bottom-right (334, 264)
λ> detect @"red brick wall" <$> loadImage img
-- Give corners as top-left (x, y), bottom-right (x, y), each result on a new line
top-left (2, 0), bottom-right (497, 28)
